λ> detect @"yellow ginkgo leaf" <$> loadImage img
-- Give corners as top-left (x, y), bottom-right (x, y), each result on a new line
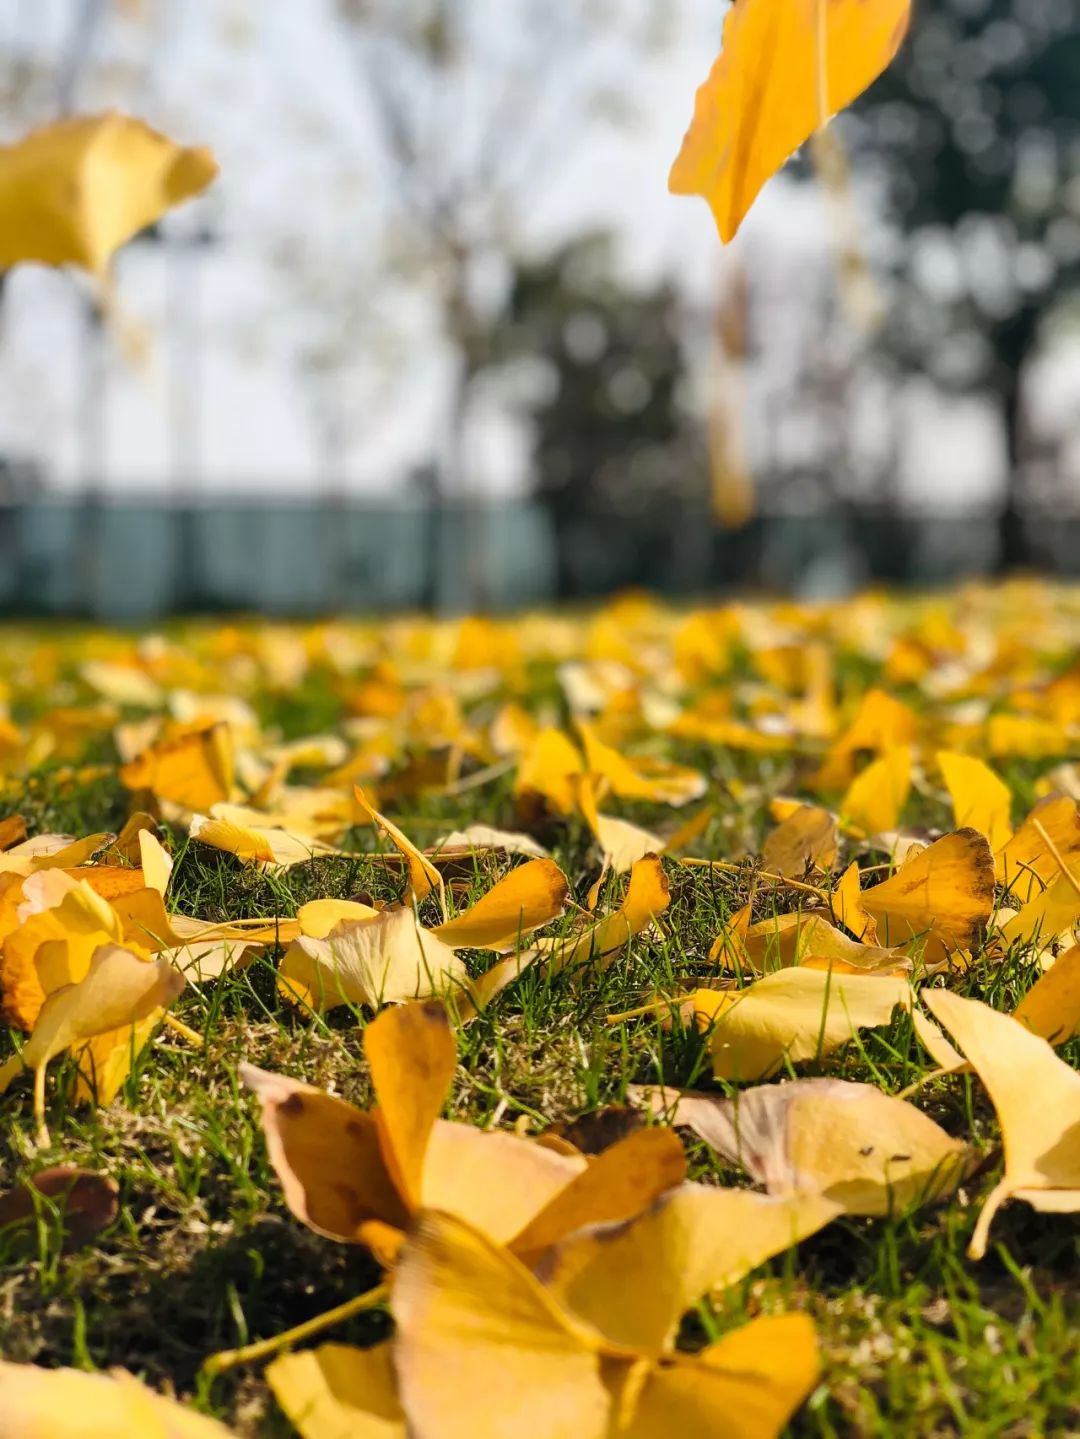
top-left (0, 943), bottom-right (183, 1141)
top-left (541, 1182), bottom-right (839, 1351)
top-left (578, 722), bottom-right (706, 807)
top-left (268, 1343), bottom-right (406, 1439)
top-left (996, 795), bottom-right (1080, 900)
top-left (703, 967), bottom-right (912, 1080)
top-left (712, 910), bottom-right (905, 978)
top-left (391, 1210), bottom-right (820, 1439)
top-left (840, 746), bottom-right (912, 837)
top-left (429, 859), bottom-right (568, 951)
top-left (924, 987), bottom-right (1080, 1259)
top-left (296, 897), bottom-right (380, 938)
top-left (1, 877), bottom-right (124, 1031)
top-left (190, 812), bottom-right (338, 869)
top-left (277, 906), bottom-right (466, 1014)
top-left (0, 1360), bottom-right (234, 1438)
top-left (0, 112), bottom-right (218, 275)
top-left (642, 1078), bottom-right (971, 1216)
top-left (998, 872), bottom-right (1080, 951)
top-left (669, 0), bottom-right (911, 242)
top-left (513, 726), bottom-right (585, 818)
top-left (354, 786), bottom-right (444, 910)
top-left (762, 804), bottom-right (838, 877)
top-left (938, 751), bottom-right (1013, 854)
top-left (119, 722), bottom-right (233, 812)
top-left (538, 854), bottom-right (671, 976)
top-left (859, 829), bottom-right (995, 965)
top-left (830, 860), bottom-right (877, 941)
top-left (244, 1000), bottom-right (589, 1262)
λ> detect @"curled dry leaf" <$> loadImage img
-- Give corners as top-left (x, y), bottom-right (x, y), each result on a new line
top-left (537, 854), bottom-right (670, 977)
top-left (0, 1166), bottom-right (118, 1251)
top-left (637, 1078), bottom-right (971, 1216)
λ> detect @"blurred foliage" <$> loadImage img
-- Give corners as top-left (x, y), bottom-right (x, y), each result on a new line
top-left (848, 1), bottom-right (1080, 478)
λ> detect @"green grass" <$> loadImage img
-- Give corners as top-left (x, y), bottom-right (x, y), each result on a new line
top-left (3, 745), bottom-right (1080, 1436)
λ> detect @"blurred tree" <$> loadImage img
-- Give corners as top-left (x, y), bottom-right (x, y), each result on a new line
top-left (844, 0), bottom-right (1080, 565)
top-left (492, 233), bottom-right (707, 596)
top-left (335, 0), bottom-right (670, 601)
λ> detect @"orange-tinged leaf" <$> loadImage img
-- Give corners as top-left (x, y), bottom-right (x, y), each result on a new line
top-left (509, 1128), bottom-right (687, 1263)
top-left (0, 113), bottom-right (218, 275)
top-left (762, 804), bottom-right (838, 877)
top-left (119, 722), bottom-right (233, 811)
top-left (513, 726), bottom-right (585, 818)
top-left (1, 879), bottom-right (124, 1031)
top-left (669, 0), bottom-right (911, 241)
top-left (429, 858), bottom-right (568, 951)
top-left (831, 860), bottom-right (877, 941)
top-left (859, 829), bottom-right (995, 965)
top-left (240, 1064), bottom-right (410, 1243)
top-left (364, 1000), bottom-right (457, 1209)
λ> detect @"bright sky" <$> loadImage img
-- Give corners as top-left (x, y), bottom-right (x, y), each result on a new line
top-left (0, 0), bottom-right (1013, 507)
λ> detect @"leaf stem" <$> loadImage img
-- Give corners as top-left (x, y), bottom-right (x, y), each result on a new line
top-left (201, 1283), bottom-right (390, 1376)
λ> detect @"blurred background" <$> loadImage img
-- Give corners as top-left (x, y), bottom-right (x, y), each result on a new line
top-left (2, 0), bottom-right (1080, 618)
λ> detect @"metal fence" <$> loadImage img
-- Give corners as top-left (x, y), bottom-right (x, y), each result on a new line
top-left (0, 495), bottom-right (1067, 620)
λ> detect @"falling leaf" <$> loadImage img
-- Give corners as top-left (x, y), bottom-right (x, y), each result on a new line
top-left (670, 0), bottom-right (911, 242)
top-left (0, 112), bottom-right (218, 274)
top-left (859, 829), bottom-right (995, 965)
top-left (513, 727), bottom-right (585, 818)
top-left (640, 1078), bottom-right (971, 1215)
top-left (924, 988), bottom-right (1080, 1259)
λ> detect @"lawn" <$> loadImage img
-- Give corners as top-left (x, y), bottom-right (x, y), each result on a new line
top-left (3, 584), bottom-right (1080, 1437)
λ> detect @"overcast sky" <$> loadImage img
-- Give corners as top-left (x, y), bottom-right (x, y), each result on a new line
top-left (0, 0), bottom-right (1026, 507)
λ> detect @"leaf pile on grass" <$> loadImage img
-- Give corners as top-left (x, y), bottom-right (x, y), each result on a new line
top-left (3, 589), bottom-right (1080, 1434)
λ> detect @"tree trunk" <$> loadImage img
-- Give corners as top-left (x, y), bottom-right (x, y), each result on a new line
top-left (994, 304), bottom-right (1041, 575)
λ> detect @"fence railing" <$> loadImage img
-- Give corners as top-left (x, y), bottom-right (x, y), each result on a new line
top-left (0, 496), bottom-right (1065, 619)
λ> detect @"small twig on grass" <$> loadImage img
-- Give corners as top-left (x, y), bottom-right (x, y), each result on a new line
top-left (201, 1282), bottom-right (389, 1376)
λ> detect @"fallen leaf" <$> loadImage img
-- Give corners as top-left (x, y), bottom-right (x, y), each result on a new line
top-left (0, 1166), bottom-right (118, 1251)
top-left (640, 1078), bottom-right (970, 1215)
top-left (391, 1210), bottom-right (820, 1439)
top-left (923, 987), bottom-right (1080, 1259)
top-left (938, 751), bottom-right (1013, 854)
top-left (762, 804), bottom-right (838, 877)
top-left (859, 829), bottom-right (995, 966)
